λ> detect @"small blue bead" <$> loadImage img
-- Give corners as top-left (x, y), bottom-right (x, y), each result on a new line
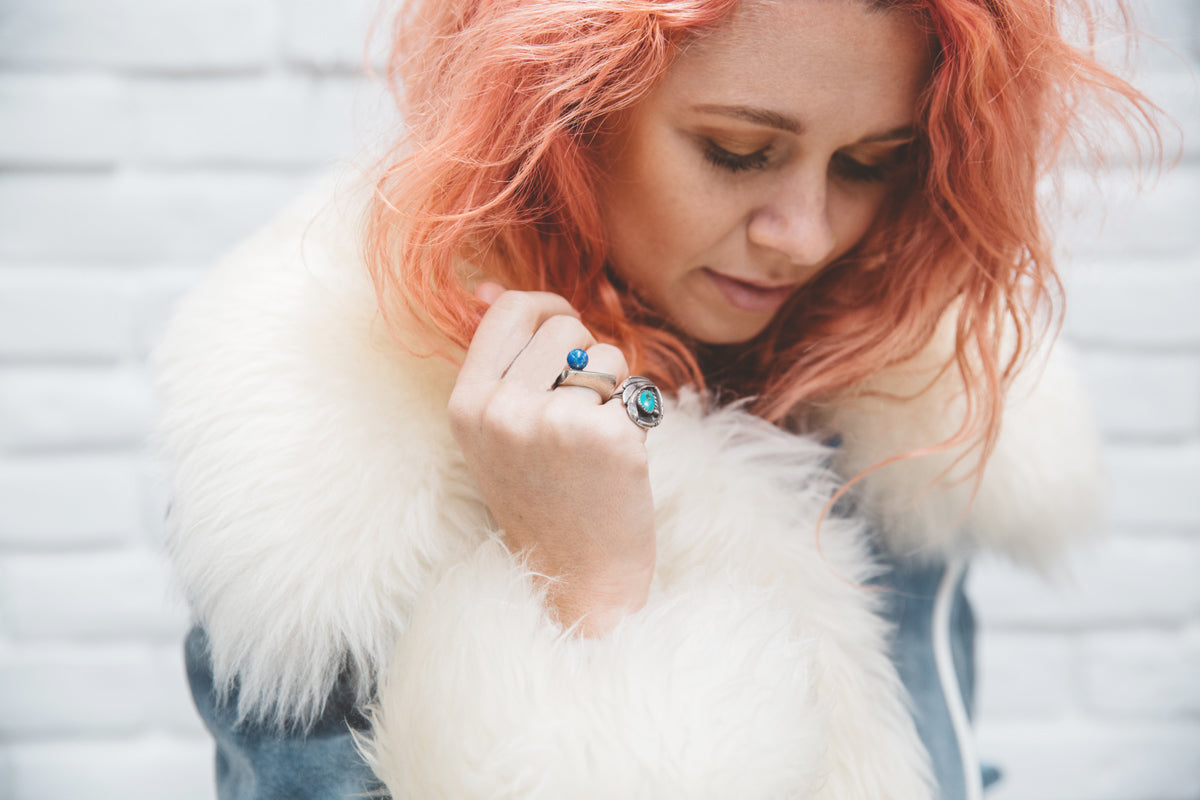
top-left (566, 348), bottom-right (589, 370)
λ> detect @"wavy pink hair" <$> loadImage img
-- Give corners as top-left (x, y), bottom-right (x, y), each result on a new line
top-left (365, 0), bottom-right (1158, 461)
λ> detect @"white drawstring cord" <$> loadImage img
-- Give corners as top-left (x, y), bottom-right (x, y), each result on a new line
top-left (932, 556), bottom-right (984, 800)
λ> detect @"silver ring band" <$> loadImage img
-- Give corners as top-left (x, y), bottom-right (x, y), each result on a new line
top-left (552, 368), bottom-right (618, 399)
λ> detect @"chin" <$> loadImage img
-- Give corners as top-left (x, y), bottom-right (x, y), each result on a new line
top-left (661, 284), bottom-right (784, 346)
top-left (677, 317), bottom-right (771, 346)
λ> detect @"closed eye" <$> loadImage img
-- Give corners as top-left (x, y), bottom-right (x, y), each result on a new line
top-left (702, 140), bottom-right (770, 173)
top-left (830, 142), bottom-right (912, 183)
top-left (830, 153), bottom-right (889, 183)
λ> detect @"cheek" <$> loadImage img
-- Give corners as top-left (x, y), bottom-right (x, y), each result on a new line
top-left (605, 136), bottom-right (727, 275)
top-left (829, 188), bottom-right (890, 255)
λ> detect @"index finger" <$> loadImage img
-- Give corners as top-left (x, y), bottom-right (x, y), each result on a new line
top-left (459, 290), bottom-right (583, 384)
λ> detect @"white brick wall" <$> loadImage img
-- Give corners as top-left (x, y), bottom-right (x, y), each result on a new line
top-left (0, 1), bottom-right (1195, 797)
top-left (971, 1), bottom-right (1200, 794)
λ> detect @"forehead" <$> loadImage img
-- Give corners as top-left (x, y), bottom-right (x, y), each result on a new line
top-left (659, 0), bottom-right (931, 132)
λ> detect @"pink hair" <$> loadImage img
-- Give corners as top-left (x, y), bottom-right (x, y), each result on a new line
top-left (365, 0), bottom-right (1159, 462)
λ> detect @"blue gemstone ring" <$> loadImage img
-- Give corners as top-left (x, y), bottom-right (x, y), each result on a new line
top-left (616, 376), bottom-right (664, 430)
top-left (566, 348), bottom-right (589, 371)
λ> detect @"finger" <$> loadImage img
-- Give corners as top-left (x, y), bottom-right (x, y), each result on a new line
top-left (504, 314), bottom-right (596, 388)
top-left (460, 291), bottom-right (580, 384)
top-left (547, 343), bottom-right (631, 406)
top-left (577, 344), bottom-right (630, 387)
top-left (596, 389), bottom-right (650, 445)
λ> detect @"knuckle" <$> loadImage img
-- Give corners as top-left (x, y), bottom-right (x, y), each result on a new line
top-left (488, 290), bottom-right (577, 323)
top-left (600, 406), bottom-right (649, 452)
top-left (566, 408), bottom-right (636, 454)
top-left (539, 397), bottom-right (583, 439)
top-left (539, 313), bottom-right (590, 344)
top-left (480, 385), bottom-right (536, 444)
top-left (488, 290), bottom-right (533, 318)
top-left (446, 389), bottom-right (478, 437)
top-left (530, 290), bottom-right (577, 315)
top-left (585, 343), bottom-right (629, 376)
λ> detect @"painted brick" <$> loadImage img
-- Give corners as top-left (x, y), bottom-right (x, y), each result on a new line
top-left (0, 0), bottom-right (276, 71)
top-left (7, 738), bottom-right (213, 800)
top-left (0, 642), bottom-right (204, 739)
top-left (1135, 0), bottom-right (1200, 68)
top-left (139, 443), bottom-right (172, 537)
top-left (133, 267), bottom-right (206, 360)
top-left (1070, 0), bottom-right (1190, 77)
top-left (149, 645), bottom-right (208, 735)
top-left (281, 0), bottom-right (391, 70)
top-left (1105, 443), bottom-right (1200, 529)
top-left (1054, 165), bottom-right (1200, 260)
top-left (138, 456), bottom-right (172, 552)
top-left (1063, 260), bottom-right (1200, 347)
top-left (1194, 4), bottom-right (1200, 61)
top-left (0, 74), bottom-right (131, 167)
top-left (129, 76), bottom-right (385, 167)
top-left (0, 644), bottom-right (157, 735)
top-left (975, 632), bottom-right (1079, 719)
top-left (1055, 65), bottom-right (1194, 167)
top-left (0, 366), bottom-right (152, 452)
top-left (1073, 350), bottom-right (1200, 438)
top-left (977, 719), bottom-right (1200, 800)
top-left (0, 549), bottom-right (190, 640)
top-left (1081, 625), bottom-right (1200, 716)
top-left (1137, 68), bottom-right (1200, 159)
top-left (0, 455), bottom-right (141, 549)
top-left (1088, 0), bottom-right (1200, 73)
top-left (0, 171), bottom-right (312, 265)
top-left (969, 536), bottom-right (1200, 627)
top-left (0, 268), bottom-right (137, 361)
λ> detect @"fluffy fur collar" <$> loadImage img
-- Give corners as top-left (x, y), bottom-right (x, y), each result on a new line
top-left (821, 315), bottom-right (1104, 571)
top-left (153, 171), bottom-right (1100, 797)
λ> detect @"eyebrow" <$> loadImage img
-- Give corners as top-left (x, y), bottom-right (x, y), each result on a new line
top-left (693, 104), bottom-right (803, 133)
top-left (859, 126), bottom-right (917, 144)
top-left (691, 103), bottom-right (916, 143)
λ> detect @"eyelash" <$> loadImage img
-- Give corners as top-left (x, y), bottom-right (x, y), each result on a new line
top-left (703, 140), bottom-right (903, 183)
top-left (830, 153), bottom-right (889, 183)
top-left (702, 141), bottom-right (769, 173)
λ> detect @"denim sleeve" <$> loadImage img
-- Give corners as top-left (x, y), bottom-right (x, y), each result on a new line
top-left (184, 627), bottom-right (386, 800)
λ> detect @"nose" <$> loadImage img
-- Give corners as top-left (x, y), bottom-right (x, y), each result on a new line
top-left (746, 172), bottom-right (837, 269)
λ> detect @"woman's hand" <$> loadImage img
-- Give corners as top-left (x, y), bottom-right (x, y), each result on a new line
top-left (447, 284), bottom-right (656, 637)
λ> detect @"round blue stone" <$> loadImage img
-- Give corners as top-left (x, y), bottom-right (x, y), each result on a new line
top-left (566, 348), bottom-right (589, 370)
top-left (637, 389), bottom-right (657, 414)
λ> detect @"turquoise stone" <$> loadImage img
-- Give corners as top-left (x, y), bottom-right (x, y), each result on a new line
top-left (637, 389), bottom-right (657, 414)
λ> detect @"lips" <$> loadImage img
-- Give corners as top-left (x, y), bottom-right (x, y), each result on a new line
top-left (703, 268), bottom-right (798, 314)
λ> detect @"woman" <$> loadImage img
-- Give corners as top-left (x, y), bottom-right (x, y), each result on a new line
top-left (154, 0), bottom-right (1155, 797)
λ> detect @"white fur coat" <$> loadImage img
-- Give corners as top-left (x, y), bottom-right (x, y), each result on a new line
top-left (153, 172), bottom-right (1103, 799)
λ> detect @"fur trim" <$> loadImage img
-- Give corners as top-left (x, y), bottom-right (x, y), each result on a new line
top-left (364, 396), bottom-right (932, 799)
top-left (822, 313), bottom-right (1104, 569)
top-left (154, 172), bottom-right (487, 727)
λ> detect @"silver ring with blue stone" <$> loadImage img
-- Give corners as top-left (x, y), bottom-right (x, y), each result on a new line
top-left (553, 368), bottom-right (618, 399)
top-left (616, 376), bottom-right (664, 430)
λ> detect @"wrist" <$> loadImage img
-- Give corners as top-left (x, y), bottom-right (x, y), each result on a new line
top-left (544, 558), bottom-right (655, 638)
